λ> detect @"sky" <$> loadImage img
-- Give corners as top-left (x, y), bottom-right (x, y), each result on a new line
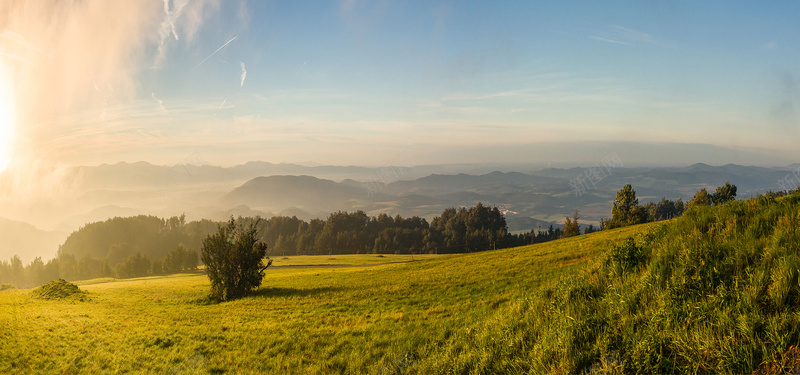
top-left (1, 0), bottom-right (800, 173)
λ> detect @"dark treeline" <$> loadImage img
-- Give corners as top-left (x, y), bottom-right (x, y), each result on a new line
top-left (238, 205), bottom-right (571, 257)
top-left (252, 203), bottom-right (512, 256)
top-left (0, 203), bottom-right (570, 287)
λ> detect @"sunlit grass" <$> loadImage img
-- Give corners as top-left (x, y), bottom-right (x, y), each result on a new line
top-left (269, 253), bottom-right (451, 266)
top-left (0, 226), bottom-right (642, 374)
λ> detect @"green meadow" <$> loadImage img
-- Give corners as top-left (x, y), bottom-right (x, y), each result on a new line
top-left (0, 225), bottom-right (640, 374)
top-left (269, 253), bottom-right (449, 267)
top-left (3, 192), bottom-right (800, 374)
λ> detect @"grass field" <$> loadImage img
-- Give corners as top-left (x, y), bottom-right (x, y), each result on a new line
top-left (269, 253), bottom-right (450, 267)
top-left (8, 193), bottom-right (799, 374)
top-left (0, 226), bottom-right (643, 374)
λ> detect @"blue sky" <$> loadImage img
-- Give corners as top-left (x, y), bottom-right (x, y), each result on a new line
top-left (3, 0), bottom-right (800, 167)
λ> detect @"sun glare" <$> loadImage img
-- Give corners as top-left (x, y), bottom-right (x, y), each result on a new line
top-left (0, 61), bottom-right (15, 173)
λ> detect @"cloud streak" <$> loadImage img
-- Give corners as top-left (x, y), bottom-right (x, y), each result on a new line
top-left (154, 0), bottom-right (220, 67)
top-left (240, 62), bottom-right (246, 86)
top-left (151, 92), bottom-right (167, 111)
top-left (191, 36), bottom-right (237, 71)
top-left (589, 36), bottom-right (631, 46)
top-left (162, 0), bottom-right (181, 41)
top-left (591, 25), bottom-right (655, 46)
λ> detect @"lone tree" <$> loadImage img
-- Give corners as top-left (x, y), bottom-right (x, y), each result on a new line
top-left (563, 210), bottom-right (580, 238)
top-left (201, 218), bottom-right (272, 301)
top-left (607, 184), bottom-right (648, 229)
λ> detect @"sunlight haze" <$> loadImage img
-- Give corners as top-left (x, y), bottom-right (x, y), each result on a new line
top-left (0, 1), bottom-right (798, 170)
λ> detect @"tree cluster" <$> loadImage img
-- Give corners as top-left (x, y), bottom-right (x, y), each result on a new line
top-left (688, 181), bottom-right (737, 207)
top-left (27, 215), bottom-right (206, 282)
top-left (602, 184), bottom-right (687, 230)
top-left (58, 214), bottom-right (210, 263)
top-left (602, 182), bottom-right (739, 230)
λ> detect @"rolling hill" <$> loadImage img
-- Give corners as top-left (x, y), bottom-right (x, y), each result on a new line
top-left (4, 192), bottom-right (800, 373)
top-left (220, 175), bottom-right (369, 215)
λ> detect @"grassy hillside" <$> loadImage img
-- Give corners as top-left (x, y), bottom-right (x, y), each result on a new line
top-left (2, 192), bottom-right (799, 373)
top-left (0, 224), bottom-right (641, 374)
top-left (484, 192), bottom-right (800, 374)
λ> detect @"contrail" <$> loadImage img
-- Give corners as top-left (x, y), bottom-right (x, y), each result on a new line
top-left (240, 62), bottom-right (247, 86)
top-left (191, 36), bottom-right (237, 71)
top-left (217, 91), bottom-right (230, 110)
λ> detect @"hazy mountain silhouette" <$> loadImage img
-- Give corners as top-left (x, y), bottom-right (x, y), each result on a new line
top-left (0, 218), bottom-right (64, 263)
top-left (221, 175), bottom-right (369, 214)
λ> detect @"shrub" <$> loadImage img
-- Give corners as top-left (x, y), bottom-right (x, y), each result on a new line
top-left (201, 218), bottom-right (272, 301)
top-left (608, 237), bottom-right (645, 275)
top-left (32, 279), bottom-right (85, 300)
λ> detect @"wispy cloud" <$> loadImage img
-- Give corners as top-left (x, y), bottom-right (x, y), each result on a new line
top-left (162, 0), bottom-right (181, 41)
top-left (156, 0), bottom-right (187, 66)
top-left (589, 36), bottom-right (631, 46)
top-left (591, 25), bottom-right (655, 46)
top-left (154, 0), bottom-right (220, 67)
top-left (240, 62), bottom-right (246, 86)
top-left (151, 92), bottom-right (167, 111)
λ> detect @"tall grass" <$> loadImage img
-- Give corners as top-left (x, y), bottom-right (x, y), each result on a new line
top-left (410, 193), bottom-right (800, 374)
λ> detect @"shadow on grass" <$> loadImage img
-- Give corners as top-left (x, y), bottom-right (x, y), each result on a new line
top-left (190, 286), bottom-right (343, 305)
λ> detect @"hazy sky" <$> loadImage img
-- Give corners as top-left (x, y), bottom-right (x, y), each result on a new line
top-left (1, 0), bottom-right (800, 171)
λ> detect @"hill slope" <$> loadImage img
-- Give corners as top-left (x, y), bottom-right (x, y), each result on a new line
top-left (471, 192), bottom-right (800, 374)
top-left (2, 193), bottom-right (800, 373)
top-left (220, 175), bottom-right (369, 214)
top-left (0, 223), bottom-right (642, 373)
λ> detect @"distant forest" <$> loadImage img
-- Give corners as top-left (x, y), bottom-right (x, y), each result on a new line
top-left (0, 191), bottom-right (695, 287)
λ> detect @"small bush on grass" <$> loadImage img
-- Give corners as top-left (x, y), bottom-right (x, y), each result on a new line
top-left (32, 279), bottom-right (86, 300)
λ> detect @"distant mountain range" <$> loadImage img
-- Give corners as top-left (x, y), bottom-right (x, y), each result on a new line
top-left (1, 159), bottom-right (798, 261)
top-left (220, 163), bottom-right (795, 227)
